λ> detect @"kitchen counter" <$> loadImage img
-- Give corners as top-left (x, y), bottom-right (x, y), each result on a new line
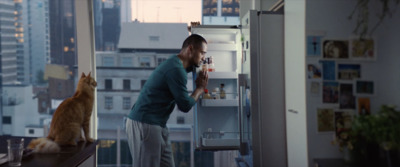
top-left (0, 136), bottom-right (97, 167)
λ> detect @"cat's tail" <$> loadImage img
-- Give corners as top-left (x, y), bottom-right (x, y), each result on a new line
top-left (27, 137), bottom-right (61, 153)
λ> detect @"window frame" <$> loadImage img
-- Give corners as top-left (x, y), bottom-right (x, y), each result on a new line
top-left (123, 79), bottom-right (130, 90)
top-left (122, 97), bottom-right (131, 110)
top-left (75, 0), bottom-right (97, 140)
top-left (105, 79), bottom-right (113, 90)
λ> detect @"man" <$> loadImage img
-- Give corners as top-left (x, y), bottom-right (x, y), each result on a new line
top-left (125, 34), bottom-right (208, 167)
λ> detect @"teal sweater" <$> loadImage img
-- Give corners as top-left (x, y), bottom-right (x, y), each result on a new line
top-left (128, 55), bottom-right (196, 127)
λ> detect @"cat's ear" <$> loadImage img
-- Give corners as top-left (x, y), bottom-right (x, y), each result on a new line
top-left (87, 72), bottom-right (91, 77)
top-left (81, 72), bottom-right (86, 78)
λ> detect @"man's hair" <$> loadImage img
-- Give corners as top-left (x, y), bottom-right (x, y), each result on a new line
top-left (182, 34), bottom-right (207, 50)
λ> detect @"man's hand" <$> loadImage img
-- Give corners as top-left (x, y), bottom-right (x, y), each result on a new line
top-left (196, 70), bottom-right (208, 90)
top-left (191, 70), bottom-right (208, 101)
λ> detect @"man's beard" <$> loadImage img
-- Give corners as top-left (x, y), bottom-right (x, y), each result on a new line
top-left (186, 66), bottom-right (195, 73)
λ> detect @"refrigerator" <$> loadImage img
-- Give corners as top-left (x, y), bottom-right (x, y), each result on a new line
top-left (191, 10), bottom-right (286, 167)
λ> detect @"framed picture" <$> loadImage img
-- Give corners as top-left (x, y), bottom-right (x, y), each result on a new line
top-left (322, 40), bottom-right (349, 59)
top-left (354, 80), bottom-right (375, 96)
top-left (319, 60), bottom-right (336, 80)
top-left (323, 81), bottom-right (339, 104)
top-left (350, 38), bottom-right (376, 61)
top-left (357, 97), bottom-right (371, 115)
top-left (337, 64), bottom-right (361, 80)
top-left (334, 111), bottom-right (353, 140)
top-left (339, 83), bottom-right (356, 109)
top-left (307, 30), bottom-right (326, 57)
top-left (307, 36), bottom-right (323, 57)
top-left (309, 81), bottom-right (321, 96)
top-left (307, 63), bottom-right (322, 79)
top-left (317, 108), bottom-right (335, 133)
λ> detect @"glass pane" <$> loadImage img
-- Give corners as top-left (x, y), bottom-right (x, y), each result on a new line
top-left (1, 0), bottom-right (77, 138)
top-left (92, 0), bottom-right (240, 166)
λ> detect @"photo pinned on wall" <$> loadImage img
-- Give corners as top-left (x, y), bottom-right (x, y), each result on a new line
top-left (355, 80), bottom-right (375, 96)
top-left (310, 81), bottom-right (321, 96)
top-left (307, 36), bottom-right (323, 57)
top-left (306, 30), bottom-right (326, 57)
top-left (334, 111), bottom-right (353, 142)
top-left (322, 40), bottom-right (349, 59)
top-left (339, 83), bottom-right (356, 109)
top-left (316, 108), bottom-right (335, 133)
top-left (307, 63), bottom-right (322, 79)
top-left (337, 64), bottom-right (361, 80)
top-left (322, 81), bottom-right (339, 104)
top-left (319, 60), bottom-right (336, 80)
top-left (358, 97), bottom-right (371, 115)
top-left (350, 38), bottom-right (376, 61)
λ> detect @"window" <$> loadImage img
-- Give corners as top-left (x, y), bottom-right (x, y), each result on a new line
top-left (121, 57), bottom-right (132, 67)
top-left (57, 83), bottom-right (62, 91)
top-left (105, 97), bottom-right (113, 109)
top-left (105, 79), bottom-right (112, 90)
top-left (123, 79), bottom-right (130, 90)
top-left (123, 97), bottom-right (131, 110)
top-left (3, 116), bottom-right (11, 124)
top-left (149, 36), bottom-right (160, 41)
top-left (103, 57), bottom-right (114, 66)
top-left (29, 129), bottom-right (34, 134)
top-left (139, 57), bottom-right (151, 67)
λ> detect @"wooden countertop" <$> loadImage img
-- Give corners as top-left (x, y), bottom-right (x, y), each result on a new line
top-left (0, 136), bottom-right (97, 167)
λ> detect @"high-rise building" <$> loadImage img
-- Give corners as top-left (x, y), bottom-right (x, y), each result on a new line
top-left (0, 0), bottom-right (18, 85)
top-left (21, 0), bottom-right (50, 85)
top-left (49, 0), bottom-right (77, 72)
top-left (14, 0), bottom-right (28, 84)
top-left (120, 0), bottom-right (132, 23)
top-left (202, 0), bottom-right (240, 25)
top-left (94, 0), bottom-right (121, 51)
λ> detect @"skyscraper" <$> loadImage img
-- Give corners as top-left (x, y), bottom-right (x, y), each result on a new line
top-left (120, 0), bottom-right (132, 23)
top-left (94, 0), bottom-right (121, 51)
top-left (21, 0), bottom-right (50, 85)
top-left (14, 0), bottom-right (28, 84)
top-left (0, 0), bottom-right (18, 85)
top-left (49, 0), bottom-right (77, 72)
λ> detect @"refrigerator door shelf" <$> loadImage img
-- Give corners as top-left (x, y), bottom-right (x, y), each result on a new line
top-left (201, 138), bottom-right (240, 147)
top-left (201, 99), bottom-right (239, 107)
top-left (208, 72), bottom-right (237, 79)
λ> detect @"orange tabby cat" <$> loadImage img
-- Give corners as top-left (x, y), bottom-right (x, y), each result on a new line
top-left (27, 72), bottom-right (97, 153)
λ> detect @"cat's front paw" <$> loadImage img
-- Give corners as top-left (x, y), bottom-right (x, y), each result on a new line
top-left (86, 138), bottom-right (94, 143)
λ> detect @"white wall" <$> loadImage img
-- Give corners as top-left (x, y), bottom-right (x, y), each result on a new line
top-left (306, 0), bottom-right (400, 165)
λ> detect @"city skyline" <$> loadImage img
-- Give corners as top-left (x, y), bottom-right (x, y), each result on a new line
top-left (130, 0), bottom-right (201, 24)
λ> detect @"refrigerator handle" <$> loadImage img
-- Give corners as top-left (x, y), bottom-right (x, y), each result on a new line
top-left (238, 74), bottom-right (247, 155)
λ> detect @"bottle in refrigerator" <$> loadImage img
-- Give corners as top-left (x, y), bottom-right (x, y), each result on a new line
top-left (207, 56), bottom-right (215, 72)
top-left (220, 83), bottom-right (226, 99)
top-left (201, 59), bottom-right (208, 72)
top-left (211, 87), bottom-right (220, 99)
top-left (203, 89), bottom-right (212, 99)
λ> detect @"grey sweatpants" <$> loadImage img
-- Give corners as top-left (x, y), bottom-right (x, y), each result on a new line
top-left (125, 118), bottom-right (175, 167)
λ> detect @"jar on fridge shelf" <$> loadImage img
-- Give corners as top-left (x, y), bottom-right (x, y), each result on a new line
top-left (211, 87), bottom-right (220, 99)
top-left (203, 89), bottom-right (212, 99)
top-left (220, 83), bottom-right (226, 99)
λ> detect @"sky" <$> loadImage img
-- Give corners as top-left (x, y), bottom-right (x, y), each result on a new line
top-left (131, 0), bottom-right (202, 25)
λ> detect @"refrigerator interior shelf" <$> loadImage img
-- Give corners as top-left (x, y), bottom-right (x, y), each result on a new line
top-left (208, 72), bottom-right (237, 79)
top-left (207, 43), bottom-right (237, 51)
top-left (201, 138), bottom-right (240, 147)
top-left (201, 99), bottom-right (238, 107)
